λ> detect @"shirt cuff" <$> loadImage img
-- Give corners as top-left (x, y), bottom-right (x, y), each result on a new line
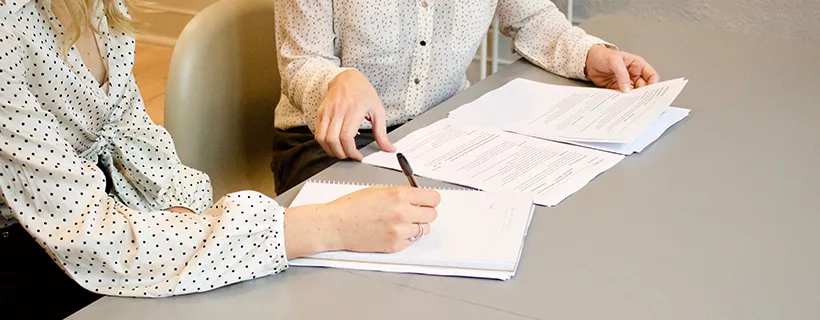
top-left (570, 35), bottom-right (618, 81)
top-left (267, 201), bottom-right (289, 272)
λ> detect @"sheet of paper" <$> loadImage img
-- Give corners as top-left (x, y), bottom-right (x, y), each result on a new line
top-left (289, 258), bottom-right (515, 280)
top-left (362, 119), bottom-right (624, 206)
top-left (448, 77), bottom-right (688, 143)
top-left (289, 181), bottom-right (535, 272)
top-left (550, 106), bottom-right (690, 155)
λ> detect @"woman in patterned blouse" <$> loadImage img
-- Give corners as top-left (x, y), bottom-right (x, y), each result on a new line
top-left (0, 0), bottom-right (440, 318)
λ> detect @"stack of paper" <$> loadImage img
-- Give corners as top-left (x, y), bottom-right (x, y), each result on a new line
top-left (447, 78), bottom-right (690, 155)
top-left (288, 181), bottom-right (536, 280)
top-left (363, 78), bottom-right (689, 206)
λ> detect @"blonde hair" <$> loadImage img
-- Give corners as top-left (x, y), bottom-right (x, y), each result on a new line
top-left (59, 0), bottom-right (150, 56)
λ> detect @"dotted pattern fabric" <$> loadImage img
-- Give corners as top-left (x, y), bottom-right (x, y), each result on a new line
top-left (273, 0), bottom-right (612, 131)
top-left (0, 0), bottom-right (288, 297)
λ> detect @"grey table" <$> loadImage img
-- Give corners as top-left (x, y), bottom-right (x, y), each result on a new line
top-left (71, 15), bottom-right (820, 320)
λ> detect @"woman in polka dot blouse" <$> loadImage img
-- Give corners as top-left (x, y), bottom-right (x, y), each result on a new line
top-left (271, 0), bottom-right (660, 194)
top-left (0, 0), bottom-right (440, 318)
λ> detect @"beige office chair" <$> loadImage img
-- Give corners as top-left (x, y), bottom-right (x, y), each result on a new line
top-left (164, 0), bottom-right (279, 199)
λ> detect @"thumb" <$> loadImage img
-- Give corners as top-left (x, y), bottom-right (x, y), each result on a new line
top-left (370, 105), bottom-right (396, 152)
top-left (608, 54), bottom-right (633, 93)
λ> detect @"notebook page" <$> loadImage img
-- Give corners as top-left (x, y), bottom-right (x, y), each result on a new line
top-left (290, 258), bottom-right (515, 280)
top-left (288, 181), bottom-right (535, 272)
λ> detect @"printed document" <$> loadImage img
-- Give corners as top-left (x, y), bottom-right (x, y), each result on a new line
top-left (362, 119), bottom-right (624, 206)
top-left (448, 78), bottom-right (688, 144)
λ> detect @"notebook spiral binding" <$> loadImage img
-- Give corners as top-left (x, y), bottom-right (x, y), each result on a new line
top-left (306, 180), bottom-right (479, 192)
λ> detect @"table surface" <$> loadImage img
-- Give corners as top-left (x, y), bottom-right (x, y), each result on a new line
top-left (71, 15), bottom-right (820, 320)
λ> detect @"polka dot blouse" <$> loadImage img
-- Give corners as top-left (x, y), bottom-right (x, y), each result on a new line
top-left (273, 0), bottom-right (612, 131)
top-left (0, 0), bottom-right (288, 297)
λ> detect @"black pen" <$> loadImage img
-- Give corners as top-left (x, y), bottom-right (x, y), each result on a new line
top-left (396, 153), bottom-right (419, 188)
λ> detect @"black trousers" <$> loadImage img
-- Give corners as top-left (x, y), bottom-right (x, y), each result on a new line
top-left (271, 125), bottom-right (400, 195)
top-left (0, 224), bottom-right (101, 319)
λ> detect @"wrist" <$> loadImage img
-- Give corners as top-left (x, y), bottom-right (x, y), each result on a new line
top-left (283, 204), bottom-right (344, 259)
top-left (313, 203), bottom-right (345, 252)
top-left (584, 44), bottom-right (606, 79)
top-left (328, 69), bottom-right (359, 90)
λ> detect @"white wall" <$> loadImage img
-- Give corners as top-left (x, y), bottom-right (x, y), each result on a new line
top-left (582, 0), bottom-right (820, 44)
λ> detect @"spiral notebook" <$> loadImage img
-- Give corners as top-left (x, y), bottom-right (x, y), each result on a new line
top-left (288, 181), bottom-right (536, 280)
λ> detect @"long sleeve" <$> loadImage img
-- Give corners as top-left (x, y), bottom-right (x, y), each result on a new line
top-left (496, 0), bottom-right (613, 80)
top-left (274, 0), bottom-right (350, 131)
top-left (0, 36), bottom-right (288, 297)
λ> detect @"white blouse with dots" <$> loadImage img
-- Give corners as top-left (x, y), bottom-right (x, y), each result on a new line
top-left (0, 0), bottom-right (287, 297)
top-left (274, 0), bottom-right (612, 131)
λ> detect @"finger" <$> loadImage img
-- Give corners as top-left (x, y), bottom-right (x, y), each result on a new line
top-left (635, 77), bottom-right (648, 88)
top-left (340, 106), bottom-right (368, 160)
top-left (641, 59), bottom-right (660, 84)
top-left (607, 54), bottom-right (633, 93)
top-left (391, 186), bottom-right (441, 207)
top-left (628, 56), bottom-right (659, 85)
top-left (325, 109), bottom-right (347, 159)
top-left (369, 104), bottom-right (396, 152)
top-left (413, 223), bottom-right (432, 238)
top-left (315, 103), bottom-right (333, 156)
top-left (626, 60), bottom-right (642, 84)
top-left (398, 222), bottom-right (432, 242)
top-left (400, 204), bottom-right (438, 224)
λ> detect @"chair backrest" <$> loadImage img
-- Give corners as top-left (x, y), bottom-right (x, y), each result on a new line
top-left (164, 0), bottom-right (279, 198)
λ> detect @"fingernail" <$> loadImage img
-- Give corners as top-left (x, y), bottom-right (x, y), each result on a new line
top-left (620, 84), bottom-right (632, 93)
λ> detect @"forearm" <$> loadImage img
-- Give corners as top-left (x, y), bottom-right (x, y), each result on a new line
top-left (275, 0), bottom-right (350, 130)
top-left (66, 192), bottom-right (287, 297)
top-left (283, 203), bottom-right (342, 259)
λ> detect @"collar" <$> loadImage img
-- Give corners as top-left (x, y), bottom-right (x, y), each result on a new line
top-left (2, 0), bottom-right (33, 13)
